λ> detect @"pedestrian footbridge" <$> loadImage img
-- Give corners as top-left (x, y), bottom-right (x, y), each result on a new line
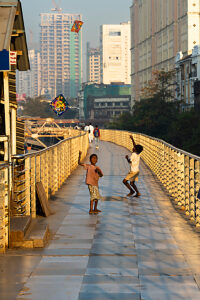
top-left (0, 130), bottom-right (200, 299)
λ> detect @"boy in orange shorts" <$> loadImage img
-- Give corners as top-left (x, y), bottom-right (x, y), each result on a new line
top-left (78, 151), bottom-right (103, 214)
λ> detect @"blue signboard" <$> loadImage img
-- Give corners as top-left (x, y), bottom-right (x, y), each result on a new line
top-left (0, 49), bottom-right (10, 71)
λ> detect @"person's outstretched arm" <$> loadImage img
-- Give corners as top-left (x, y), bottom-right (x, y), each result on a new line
top-left (130, 135), bottom-right (136, 147)
top-left (78, 151), bottom-right (84, 166)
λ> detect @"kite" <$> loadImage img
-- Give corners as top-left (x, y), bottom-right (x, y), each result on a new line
top-left (71, 20), bottom-right (84, 33)
top-left (50, 94), bottom-right (69, 116)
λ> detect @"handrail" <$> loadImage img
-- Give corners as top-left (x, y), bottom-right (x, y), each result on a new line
top-left (130, 131), bottom-right (200, 161)
top-left (12, 131), bottom-right (86, 159)
top-left (0, 162), bottom-right (9, 170)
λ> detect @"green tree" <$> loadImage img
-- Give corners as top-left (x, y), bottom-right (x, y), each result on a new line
top-left (141, 69), bottom-right (176, 101)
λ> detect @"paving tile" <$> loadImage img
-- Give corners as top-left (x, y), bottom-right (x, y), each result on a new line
top-left (78, 292), bottom-right (141, 300)
top-left (138, 259), bottom-right (192, 276)
top-left (86, 268), bottom-right (138, 277)
top-left (90, 244), bottom-right (136, 255)
top-left (82, 275), bottom-right (139, 284)
top-left (135, 238), bottom-right (178, 250)
top-left (80, 283), bottom-right (141, 293)
top-left (140, 275), bottom-right (200, 300)
top-left (17, 275), bottom-right (82, 300)
top-left (42, 248), bottom-right (91, 255)
top-left (32, 256), bottom-right (89, 276)
top-left (87, 256), bottom-right (137, 269)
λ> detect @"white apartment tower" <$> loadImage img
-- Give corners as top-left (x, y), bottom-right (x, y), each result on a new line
top-left (100, 22), bottom-right (131, 84)
top-left (86, 42), bottom-right (101, 83)
top-left (131, 0), bottom-right (200, 104)
top-left (17, 49), bottom-right (41, 98)
top-left (40, 12), bottom-right (82, 99)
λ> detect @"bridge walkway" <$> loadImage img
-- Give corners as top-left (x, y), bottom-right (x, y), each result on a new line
top-left (1, 141), bottom-right (200, 300)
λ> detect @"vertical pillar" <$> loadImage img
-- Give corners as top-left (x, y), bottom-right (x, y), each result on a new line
top-left (25, 157), bottom-right (30, 216)
top-left (30, 156), bottom-right (36, 218)
top-left (3, 71), bottom-right (11, 248)
top-left (11, 108), bottom-right (17, 155)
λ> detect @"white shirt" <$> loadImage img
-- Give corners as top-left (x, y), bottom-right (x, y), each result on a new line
top-left (88, 125), bottom-right (94, 135)
top-left (130, 153), bottom-right (140, 173)
top-left (84, 125), bottom-right (89, 132)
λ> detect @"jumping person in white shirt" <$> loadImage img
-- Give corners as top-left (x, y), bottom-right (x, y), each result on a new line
top-left (123, 135), bottom-right (143, 197)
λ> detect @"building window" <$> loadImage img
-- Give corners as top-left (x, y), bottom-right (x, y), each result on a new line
top-left (109, 31), bottom-right (121, 36)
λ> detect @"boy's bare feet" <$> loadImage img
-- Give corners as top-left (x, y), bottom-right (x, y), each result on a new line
top-left (127, 191), bottom-right (134, 197)
top-left (94, 209), bottom-right (101, 213)
top-left (89, 210), bottom-right (93, 214)
top-left (133, 193), bottom-right (141, 197)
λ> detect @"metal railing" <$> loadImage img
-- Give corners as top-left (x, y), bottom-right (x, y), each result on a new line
top-left (0, 131), bottom-right (89, 252)
top-left (101, 130), bottom-right (200, 227)
top-left (12, 131), bottom-right (89, 218)
top-left (0, 163), bottom-right (9, 253)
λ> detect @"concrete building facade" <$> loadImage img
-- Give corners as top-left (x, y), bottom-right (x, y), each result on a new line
top-left (100, 22), bottom-right (131, 85)
top-left (17, 49), bottom-right (41, 98)
top-left (40, 12), bottom-right (82, 99)
top-left (131, 0), bottom-right (200, 105)
top-left (86, 43), bottom-right (101, 83)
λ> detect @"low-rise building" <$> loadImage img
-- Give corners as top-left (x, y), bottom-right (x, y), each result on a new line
top-left (78, 83), bottom-right (131, 123)
top-left (175, 45), bottom-right (200, 110)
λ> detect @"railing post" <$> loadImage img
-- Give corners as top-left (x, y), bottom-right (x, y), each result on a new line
top-left (30, 156), bottom-right (36, 218)
top-left (53, 147), bottom-right (58, 195)
top-left (43, 152), bottom-right (49, 199)
top-left (195, 160), bottom-right (200, 227)
top-left (48, 149), bottom-right (53, 197)
top-left (0, 168), bottom-right (7, 253)
top-left (184, 156), bottom-right (190, 216)
top-left (36, 155), bottom-right (41, 183)
top-left (189, 158), bottom-right (195, 221)
top-left (25, 157), bottom-right (31, 216)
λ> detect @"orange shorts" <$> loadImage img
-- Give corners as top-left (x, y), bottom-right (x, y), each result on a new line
top-left (125, 171), bottom-right (139, 182)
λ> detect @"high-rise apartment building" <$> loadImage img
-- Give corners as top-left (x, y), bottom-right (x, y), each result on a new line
top-left (86, 42), bottom-right (101, 83)
top-left (131, 0), bottom-right (200, 104)
top-left (100, 22), bottom-right (131, 85)
top-left (17, 49), bottom-right (41, 98)
top-left (40, 12), bottom-right (82, 99)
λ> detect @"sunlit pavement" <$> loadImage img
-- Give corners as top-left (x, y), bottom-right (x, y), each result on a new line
top-left (1, 141), bottom-right (200, 300)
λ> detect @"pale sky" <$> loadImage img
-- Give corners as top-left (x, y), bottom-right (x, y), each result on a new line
top-left (20, 0), bottom-right (131, 79)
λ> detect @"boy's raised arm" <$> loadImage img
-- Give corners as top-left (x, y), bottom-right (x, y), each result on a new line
top-left (130, 135), bottom-right (136, 147)
top-left (78, 151), bottom-right (84, 166)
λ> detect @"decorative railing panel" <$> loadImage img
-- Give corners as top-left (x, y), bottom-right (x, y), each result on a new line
top-left (0, 163), bottom-right (9, 253)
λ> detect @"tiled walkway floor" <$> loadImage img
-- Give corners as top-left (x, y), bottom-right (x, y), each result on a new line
top-left (1, 141), bottom-right (200, 300)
